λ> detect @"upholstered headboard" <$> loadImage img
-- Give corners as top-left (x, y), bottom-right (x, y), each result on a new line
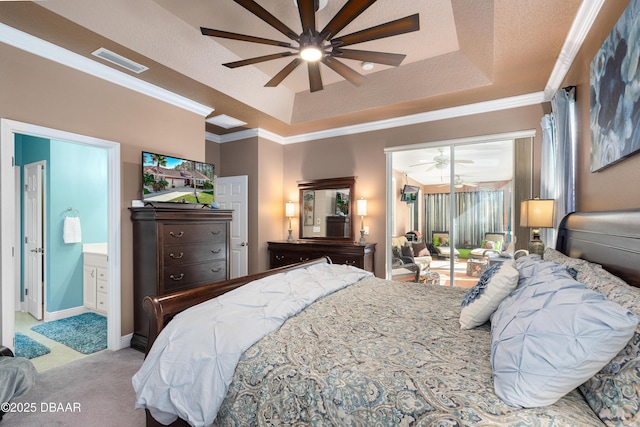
top-left (556, 210), bottom-right (640, 288)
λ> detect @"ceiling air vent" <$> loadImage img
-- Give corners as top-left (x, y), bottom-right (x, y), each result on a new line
top-left (91, 48), bottom-right (148, 74)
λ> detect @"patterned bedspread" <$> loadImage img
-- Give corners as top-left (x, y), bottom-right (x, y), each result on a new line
top-left (217, 276), bottom-right (604, 426)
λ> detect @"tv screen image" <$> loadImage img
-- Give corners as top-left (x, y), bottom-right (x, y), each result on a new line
top-left (401, 184), bottom-right (420, 203)
top-left (142, 151), bottom-right (215, 205)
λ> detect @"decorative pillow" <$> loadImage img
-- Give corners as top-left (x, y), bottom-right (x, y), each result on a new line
top-left (544, 247), bottom-right (602, 284)
top-left (412, 242), bottom-right (428, 257)
top-left (576, 266), bottom-right (640, 426)
top-left (490, 263), bottom-right (639, 408)
top-left (459, 260), bottom-right (519, 329)
top-left (433, 237), bottom-right (440, 246)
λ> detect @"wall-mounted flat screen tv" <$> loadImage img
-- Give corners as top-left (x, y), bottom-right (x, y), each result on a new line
top-left (400, 184), bottom-right (420, 203)
top-left (142, 151), bottom-right (215, 205)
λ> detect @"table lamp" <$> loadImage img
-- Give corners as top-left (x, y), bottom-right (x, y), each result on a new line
top-left (357, 198), bottom-right (367, 245)
top-left (285, 201), bottom-right (295, 242)
top-left (520, 198), bottom-right (554, 258)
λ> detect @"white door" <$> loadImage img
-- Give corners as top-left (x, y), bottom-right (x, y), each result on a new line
top-left (215, 175), bottom-right (248, 278)
top-left (24, 161), bottom-right (45, 320)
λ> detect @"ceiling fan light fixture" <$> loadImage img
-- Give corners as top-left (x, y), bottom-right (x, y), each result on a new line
top-left (300, 45), bottom-right (323, 62)
top-left (361, 61), bottom-right (374, 71)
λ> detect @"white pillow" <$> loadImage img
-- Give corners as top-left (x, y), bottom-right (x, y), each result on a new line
top-left (490, 261), bottom-right (639, 408)
top-left (459, 260), bottom-right (519, 329)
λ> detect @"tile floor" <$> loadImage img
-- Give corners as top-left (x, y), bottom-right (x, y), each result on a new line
top-left (14, 311), bottom-right (89, 372)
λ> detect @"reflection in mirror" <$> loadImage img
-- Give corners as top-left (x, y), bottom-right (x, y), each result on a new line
top-left (298, 177), bottom-right (356, 240)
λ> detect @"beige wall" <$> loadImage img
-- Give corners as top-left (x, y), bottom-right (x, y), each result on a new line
top-left (561, 0), bottom-right (640, 211)
top-left (0, 44), bottom-right (207, 337)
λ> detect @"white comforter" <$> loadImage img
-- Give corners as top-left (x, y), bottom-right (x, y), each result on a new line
top-left (132, 263), bottom-right (372, 426)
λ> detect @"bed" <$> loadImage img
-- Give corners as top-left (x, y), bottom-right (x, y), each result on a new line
top-left (134, 210), bottom-right (640, 427)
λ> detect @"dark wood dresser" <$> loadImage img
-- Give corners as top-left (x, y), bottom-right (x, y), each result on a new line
top-left (129, 206), bottom-right (233, 351)
top-left (268, 241), bottom-right (376, 273)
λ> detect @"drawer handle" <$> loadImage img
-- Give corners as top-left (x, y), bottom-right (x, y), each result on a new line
top-left (211, 267), bottom-right (222, 273)
top-left (169, 273), bottom-right (184, 281)
top-left (169, 231), bottom-right (184, 238)
top-left (299, 257), bottom-right (309, 262)
top-left (211, 230), bottom-right (221, 235)
top-left (275, 255), bottom-right (285, 260)
top-left (211, 248), bottom-right (222, 254)
top-left (169, 252), bottom-right (184, 259)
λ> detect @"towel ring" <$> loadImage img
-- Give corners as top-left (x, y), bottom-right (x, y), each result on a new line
top-left (63, 207), bottom-right (80, 218)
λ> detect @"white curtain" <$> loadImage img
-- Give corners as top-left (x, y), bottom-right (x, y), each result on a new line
top-left (540, 87), bottom-right (577, 246)
top-left (424, 191), bottom-right (505, 246)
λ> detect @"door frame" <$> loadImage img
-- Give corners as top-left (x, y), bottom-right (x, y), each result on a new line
top-left (1, 118), bottom-right (122, 352)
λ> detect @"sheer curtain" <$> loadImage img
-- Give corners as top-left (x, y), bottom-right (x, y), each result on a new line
top-left (540, 87), bottom-right (577, 246)
top-left (424, 191), bottom-right (505, 246)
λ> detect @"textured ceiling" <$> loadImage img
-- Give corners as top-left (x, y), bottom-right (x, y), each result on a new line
top-left (0, 0), bottom-right (583, 136)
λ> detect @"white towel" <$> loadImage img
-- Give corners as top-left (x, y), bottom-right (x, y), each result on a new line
top-left (63, 217), bottom-right (82, 244)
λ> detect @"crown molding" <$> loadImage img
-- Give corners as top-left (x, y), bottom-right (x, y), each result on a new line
top-left (544, 0), bottom-right (605, 100)
top-left (0, 23), bottom-right (213, 117)
top-left (207, 92), bottom-right (546, 145)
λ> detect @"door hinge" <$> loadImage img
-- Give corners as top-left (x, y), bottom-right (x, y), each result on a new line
top-left (25, 288), bottom-right (28, 296)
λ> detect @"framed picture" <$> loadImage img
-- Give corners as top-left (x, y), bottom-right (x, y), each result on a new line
top-left (590, 0), bottom-right (640, 172)
top-left (303, 191), bottom-right (315, 226)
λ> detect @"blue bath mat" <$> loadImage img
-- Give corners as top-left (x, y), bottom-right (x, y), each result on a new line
top-left (31, 312), bottom-right (107, 355)
top-left (14, 332), bottom-right (51, 359)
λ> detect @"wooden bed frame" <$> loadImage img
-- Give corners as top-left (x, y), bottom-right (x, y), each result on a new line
top-left (141, 210), bottom-right (640, 427)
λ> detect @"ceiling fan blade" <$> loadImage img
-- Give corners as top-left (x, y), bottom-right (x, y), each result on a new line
top-left (320, 0), bottom-right (377, 40)
top-left (265, 58), bottom-right (302, 87)
top-left (332, 48), bottom-right (406, 66)
top-left (298, 0), bottom-right (316, 33)
top-left (455, 159), bottom-right (475, 164)
top-left (332, 13), bottom-right (420, 47)
top-left (223, 52), bottom-right (295, 68)
top-left (308, 61), bottom-right (323, 92)
top-left (409, 161), bottom-right (435, 167)
top-left (322, 56), bottom-right (365, 86)
top-left (201, 28), bottom-right (293, 48)
top-left (234, 0), bottom-right (299, 41)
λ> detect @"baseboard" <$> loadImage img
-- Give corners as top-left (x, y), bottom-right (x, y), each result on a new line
top-left (43, 306), bottom-right (89, 322)
top-left (119, 333), bottom-right (132, 350)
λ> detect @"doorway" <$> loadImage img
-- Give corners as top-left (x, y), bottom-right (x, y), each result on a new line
top-left (1, 118), bottom-right (121, 357)
top-left (385, 130), bottom-right (534, 284)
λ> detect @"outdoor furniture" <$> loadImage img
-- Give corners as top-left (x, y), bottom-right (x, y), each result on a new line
top-left (469, 232), bottom-right (506, 259)
top-left (430, 231), bottom-right (460, 259)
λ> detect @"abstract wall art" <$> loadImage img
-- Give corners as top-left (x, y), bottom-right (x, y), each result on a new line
top-left (590, 0), bottom-right (640, 172)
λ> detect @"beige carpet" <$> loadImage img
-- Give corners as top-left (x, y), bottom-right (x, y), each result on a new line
top-left (2, 347), bottom-right (145, 427)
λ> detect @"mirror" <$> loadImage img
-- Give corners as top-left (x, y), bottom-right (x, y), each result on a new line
top-left (298, 176), bottom-right (356, 241)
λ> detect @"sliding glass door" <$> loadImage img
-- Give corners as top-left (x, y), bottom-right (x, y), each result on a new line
top-left (388, 135), bottom-right (532, 286)
top-left (424, 142), bottom-right (514, 287)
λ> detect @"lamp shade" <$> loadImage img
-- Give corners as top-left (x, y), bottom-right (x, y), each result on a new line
top-left (285, 202), bottom-right (295, 218)
top-left (357, 198), bottom-right (367, 216)
top-left (520, 199), bottom-right (554, 228)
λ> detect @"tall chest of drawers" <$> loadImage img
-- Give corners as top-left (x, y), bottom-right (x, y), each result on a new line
top-left (129, 206), bottom-right (233, 351)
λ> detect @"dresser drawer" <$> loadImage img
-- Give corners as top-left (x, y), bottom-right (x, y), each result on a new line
top-left (161, 260), bottom-right (227, 293)
top-left (96, 291), bottom-right (108, 313)
top-left (161, 222), bottom-right (227, 244)
top-left (327, 255), bottom-right (362, 268)
top-left (162, 242), bottom-right (227, 266)
top-left (270, 251), bottom-right (317, 268)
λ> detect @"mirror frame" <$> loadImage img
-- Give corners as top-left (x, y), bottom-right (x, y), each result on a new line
top-left (298, 176), bottom-right (356, 241)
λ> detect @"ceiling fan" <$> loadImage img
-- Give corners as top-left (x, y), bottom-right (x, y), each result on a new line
top-left (438, 175), bottom-right (478, 189)
top-left (200, 0), bottom-right (420, 92)
top-left (410, 147), bottom-right (474, 172)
